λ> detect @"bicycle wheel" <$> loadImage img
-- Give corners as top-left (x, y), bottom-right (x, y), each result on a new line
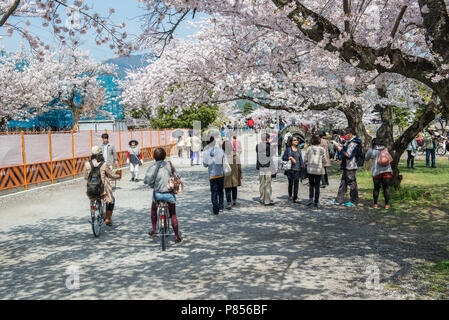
top-left (91, 200), bottom-right (103, 238)
top-left (160, 207), bottom-right (167, 251)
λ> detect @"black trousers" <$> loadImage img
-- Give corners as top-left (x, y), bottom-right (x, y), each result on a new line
top-left (407, 151), bottom-right (415, 168)
top-left (308, 174), bottom-right (322, 203)
top-left (225, 187), bottom-right (238, 203)
top-left (288, 171), bottom-right (300, 200)
top-left (373, 176), bottom-right (391, 205)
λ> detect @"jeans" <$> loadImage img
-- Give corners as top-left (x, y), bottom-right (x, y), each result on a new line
top-left (191, 151), bottom-right (200, 164)
top-left (407, 150), bottom-right (415, 168)
top-left (336, 169), bottom-right (359, 204)
top-left (225, 187), bottom-right (238, 203)
top-left (153, 191), bottom-right (176, 204)
top-left (308, 174), bottom-right (321, 203)
top-left (288, 171), bottom-right (300, 200)
top-left (425, 148), bottom-right (436, 167)
top-left (210, 177), bottom-right (224, 214)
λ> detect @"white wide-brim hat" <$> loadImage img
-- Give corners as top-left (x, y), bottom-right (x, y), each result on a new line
top-left (92, 146), bottom-right (102, 155)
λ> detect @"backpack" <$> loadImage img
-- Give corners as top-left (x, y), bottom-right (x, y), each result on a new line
top-left (355, 143), bottom-right (365, 167)
top-left (167, 161), bottom-right (184, 194)
top-left (87, 160), bottom-right (104, 197)
top-left (377, 148), bottom-right (393, 166)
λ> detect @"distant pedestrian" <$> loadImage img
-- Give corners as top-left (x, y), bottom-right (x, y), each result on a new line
top-left (191, 134), bottom-right (201, 166)
top-left (304, 135), bottom-right (327, 207)
top-left (424, 125), bottom-right (438, 168)
top-left (330, 127), bottom-right (362, 207)
top-left (222, 140), bottom-right (242, 209)
top-left (319, 132), bottom-right (331, 188)
top-left (282, 135), bottom-right (303, 203)
top-left (407, 137), bottom-right (417, 169)
top-left (256, 133), bottom-right (277, 206)
top-left (185, 133), bottom-right (192, 160)
top-left (127, 139), bottom-right (143, 181)
top-left (365, 138), bottom-right (393, 209)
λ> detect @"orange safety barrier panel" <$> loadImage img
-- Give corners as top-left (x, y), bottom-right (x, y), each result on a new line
top-left (0, 128), bottom-right (187, 191)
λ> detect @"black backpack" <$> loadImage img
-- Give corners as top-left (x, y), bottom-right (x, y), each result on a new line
top-left (87, 160), bottom-right (104, 197)
top-left (356, 143), bottom-right (365, 167)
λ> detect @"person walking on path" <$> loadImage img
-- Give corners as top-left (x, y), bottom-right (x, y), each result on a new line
top-left (256, 133), bottom-right (277, 206)
top-left (144, 147), bottom-right (182, 243)
top-left (101, 133), bottom-right (119, 168)
top-left (330, 127), bottom-right (362, 207)
top-left (222, 139), bottom-right (242, 209)
top-left (304, 135), bottom-right (327, 207)
top-left (191, 134), bottom-right (202, 166)
top-left (365, 138), bottom-right (393, 209)
top-left (84, 146), bottom-right (121, 226)
top-left (281, 135), bottom-right (303, 203)
top-left (248, 118), bottom-right (254, 133)
top-left (407, 137), bottom-right (418, 169)
top-left (203, 137), bottom-right (227, 215)
top-left (127, 140), bottom-right (143, 182)
top-left (319, 132), bottom-right (331, 188)
top-left (424, 125), bottom-right (439, 168)
top-left (176, 136), bottom-right (185, 158)
top-left (185, 133), bottom-right (192, 160)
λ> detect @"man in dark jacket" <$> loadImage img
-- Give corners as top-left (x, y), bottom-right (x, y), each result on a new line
top-left (331, 127), bottom-right (362, 207)
top-left (256, 133), bottom-right (277, 206)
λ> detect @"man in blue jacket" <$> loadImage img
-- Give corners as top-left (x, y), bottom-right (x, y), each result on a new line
top-left (331, 127), bottom-right (362, 207)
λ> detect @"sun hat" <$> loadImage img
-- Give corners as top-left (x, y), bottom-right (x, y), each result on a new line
top-left (428, 125), bottom-right (436, 131)
top-left (92, 146), bottom-right (102, 155)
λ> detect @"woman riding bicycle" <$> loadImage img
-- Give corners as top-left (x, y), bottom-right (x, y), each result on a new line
top-left (84, 146), bottom-right (121, 226)
top-left (144, 147), bottom-right (182, 243)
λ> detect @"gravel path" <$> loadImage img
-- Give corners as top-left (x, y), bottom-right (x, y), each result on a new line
top-left (0, 134), bottom-right (447, 299)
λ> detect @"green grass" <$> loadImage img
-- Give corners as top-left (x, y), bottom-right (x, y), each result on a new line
top-left (351, 159), bottom-right (449, 234)
top-left (416, 260), bottom-right (449, 299)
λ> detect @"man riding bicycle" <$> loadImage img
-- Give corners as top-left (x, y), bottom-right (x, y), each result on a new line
top-left (84, 146), bottom-right (121, 226)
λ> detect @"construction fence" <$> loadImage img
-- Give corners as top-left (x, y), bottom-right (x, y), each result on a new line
top-left (0, 129), bottom-right (188, 191)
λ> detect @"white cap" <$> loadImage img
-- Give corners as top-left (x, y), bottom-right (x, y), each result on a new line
top-left (91, 146), bottom-right (102, 155)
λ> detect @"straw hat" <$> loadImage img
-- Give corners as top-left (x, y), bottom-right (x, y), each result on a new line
top-left (91, 146), bottom-right (102, 155)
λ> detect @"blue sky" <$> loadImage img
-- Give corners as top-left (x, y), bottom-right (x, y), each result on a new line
top-left (0, 0), bottom-right (206, 61)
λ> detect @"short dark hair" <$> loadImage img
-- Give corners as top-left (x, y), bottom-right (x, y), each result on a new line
top-left (344, 127), bottom-right (356, 135)
top-left (208, 136), bottom-right (215, 146)
top-left (153, 147), bottom-right (166, 161)
top-left (311, 134), bottom-right (321, 145)
top-left (319, 131), bottom-right (326, 138)
top-left (101, 133), bottom-right (109, 139)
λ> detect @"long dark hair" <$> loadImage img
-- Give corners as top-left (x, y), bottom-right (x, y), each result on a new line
top-left (92, 154), bottom-right (105, 162)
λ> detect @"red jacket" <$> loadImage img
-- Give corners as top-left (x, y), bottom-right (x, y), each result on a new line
top-left (248, 119), bottom-right (254, 127)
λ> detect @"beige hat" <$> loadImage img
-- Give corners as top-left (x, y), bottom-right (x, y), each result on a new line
top-left (91, 146), bottom-right (102, 155)
top-left (428, 125), bottom-right (436, 131)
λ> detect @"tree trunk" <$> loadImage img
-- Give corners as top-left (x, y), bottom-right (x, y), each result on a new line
top-left (339, 102), bottom-right (372, 150)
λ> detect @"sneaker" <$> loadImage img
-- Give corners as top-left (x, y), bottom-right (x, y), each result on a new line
top-left (330, 199), bottom-right (341, 206)
top-left (148, 231), bottom-right (158, 238)
top-left (175, 236), bottom-right (182, 243)
top-left (344, 202), bottom-right (358, 207)
top-left (313, 203), bottom-right (318, 208)
top-left (385, 205), bottom-right (390, 210)
top-left (373, 204), bottom-right (379, 209)
top-left (226, 203), bottom-right (232, 210)
top-left (306, 199), bottom-right (313, 206)
top-left (288, 196), bottom-right (293, 201)
top-left (264, 202), bottom-right (275, 206)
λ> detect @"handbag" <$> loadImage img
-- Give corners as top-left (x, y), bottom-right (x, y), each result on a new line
top-left (280, 159), bottom-right (292, 171)
top-left (223, 155), bottom-right (232, 176)
top-left (167, 161), bottom-right (184, 194)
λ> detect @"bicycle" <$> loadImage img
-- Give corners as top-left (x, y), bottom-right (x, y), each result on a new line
top-left (156, 201), bottom-right (172, 251)
top-left (90, 198), bottom-right (106, 238)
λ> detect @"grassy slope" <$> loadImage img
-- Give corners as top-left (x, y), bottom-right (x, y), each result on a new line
top-left (329, 158), bottom-right (449, 299)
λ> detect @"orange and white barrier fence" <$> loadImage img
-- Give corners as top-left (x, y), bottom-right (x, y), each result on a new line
top-left (0, 128), bottom-right (187, 191)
